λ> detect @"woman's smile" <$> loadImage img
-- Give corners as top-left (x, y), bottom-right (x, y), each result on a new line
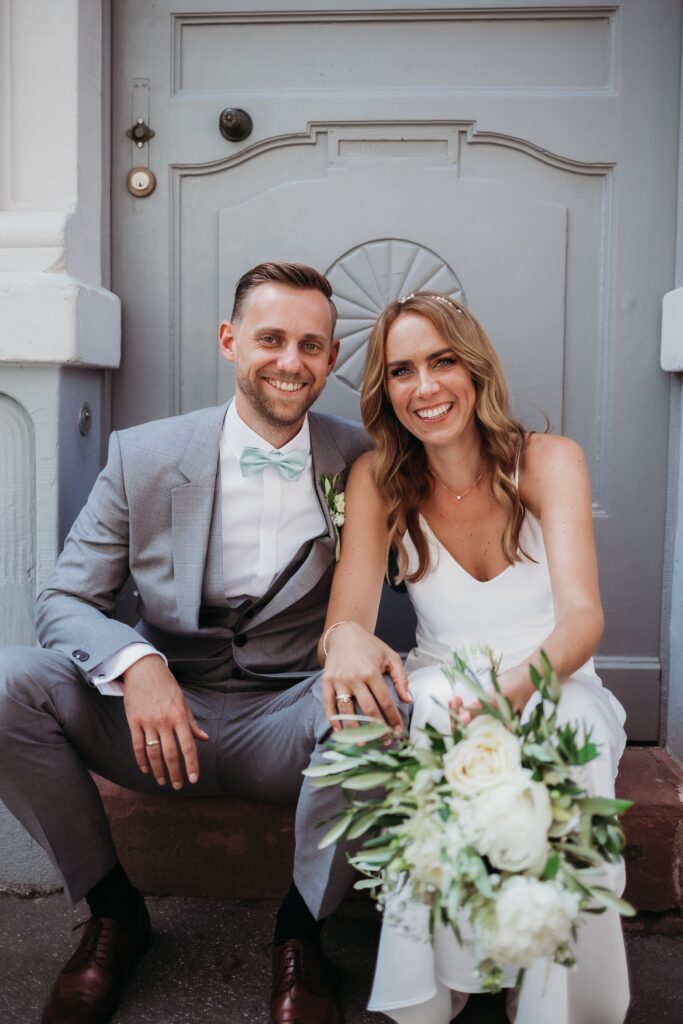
top-left (414, 401), bottom-right (454, 422)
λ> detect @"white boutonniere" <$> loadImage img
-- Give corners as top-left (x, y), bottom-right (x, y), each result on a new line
top-left (321, 473), bottom-right (345, 561)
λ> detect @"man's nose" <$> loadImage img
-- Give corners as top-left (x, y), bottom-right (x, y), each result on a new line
top-left (276, 343), bottom-right (304, 375)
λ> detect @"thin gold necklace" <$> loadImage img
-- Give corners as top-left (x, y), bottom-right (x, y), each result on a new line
top-left (430, 466), bottom-right (483, 502)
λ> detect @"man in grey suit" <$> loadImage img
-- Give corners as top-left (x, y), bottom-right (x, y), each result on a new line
top-left (0, 262), bottom-right (409, 1024)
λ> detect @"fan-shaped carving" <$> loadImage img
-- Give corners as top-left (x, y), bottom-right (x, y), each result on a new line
top-left (326, 239), bottom-right (465, 392)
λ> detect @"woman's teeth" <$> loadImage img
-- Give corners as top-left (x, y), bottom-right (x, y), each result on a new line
top-left (415, 403), bottom-right (452, 420)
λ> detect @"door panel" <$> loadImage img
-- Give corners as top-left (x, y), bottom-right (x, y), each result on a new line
top-left (112, 0), bottom-right (682, 740)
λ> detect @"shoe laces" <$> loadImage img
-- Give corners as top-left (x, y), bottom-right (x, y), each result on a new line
top-left (281, 944), bottom-right (316, 989)
top-left (70, 916), bottom-right (114, 968)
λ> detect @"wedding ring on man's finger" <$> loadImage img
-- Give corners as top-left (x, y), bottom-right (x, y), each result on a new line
top-left (335, 694), bottom-right (353, 704)
top-left (145, 738), bottom-right (161, 747)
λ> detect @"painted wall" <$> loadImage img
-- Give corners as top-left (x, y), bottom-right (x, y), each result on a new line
top-left (0, 0), bottom-right (119, 892)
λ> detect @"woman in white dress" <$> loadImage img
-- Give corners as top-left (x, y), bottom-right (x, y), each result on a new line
top-left (318, 292), bottom-right (630, 1024)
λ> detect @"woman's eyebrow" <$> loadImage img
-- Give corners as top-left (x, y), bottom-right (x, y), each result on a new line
top-left (386, 348), bottom-right (453, 368)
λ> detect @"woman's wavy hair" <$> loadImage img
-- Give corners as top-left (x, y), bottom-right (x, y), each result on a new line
top-left (360, 292), bottom-right (528, 584)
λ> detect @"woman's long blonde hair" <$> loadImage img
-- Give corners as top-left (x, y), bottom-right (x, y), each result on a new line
top-left (360, 293), bottom-right (528, 584)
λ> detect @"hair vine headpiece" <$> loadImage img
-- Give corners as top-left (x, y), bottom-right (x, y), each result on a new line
top-left (397, 292), bottom-right (462, 313)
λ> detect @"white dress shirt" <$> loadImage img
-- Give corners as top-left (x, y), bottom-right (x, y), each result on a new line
top-left (90, 401), bottom-right (326, 695)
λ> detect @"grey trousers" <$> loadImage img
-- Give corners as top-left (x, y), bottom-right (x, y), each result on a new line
top-left (0, 646), bottom-right (400, 919)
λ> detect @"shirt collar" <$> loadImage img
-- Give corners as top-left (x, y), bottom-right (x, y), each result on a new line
top-left (223, 399), bottom-right (311, 459)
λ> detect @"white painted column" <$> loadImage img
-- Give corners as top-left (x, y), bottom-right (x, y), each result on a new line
top-left (0, 0), bottom-right (119, 892)
top-left (662, 290), bottom-right (683, 764)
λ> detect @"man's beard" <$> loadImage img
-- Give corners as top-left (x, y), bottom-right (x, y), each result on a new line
top-left (236, 368), bottom-right (318, 429)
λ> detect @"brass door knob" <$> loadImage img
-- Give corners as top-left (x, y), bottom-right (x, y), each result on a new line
top-left (219, 108), bottom-right (253, 142)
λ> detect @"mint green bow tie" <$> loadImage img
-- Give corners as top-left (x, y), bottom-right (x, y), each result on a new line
top-left (239, 445), bottom-right (309, 481)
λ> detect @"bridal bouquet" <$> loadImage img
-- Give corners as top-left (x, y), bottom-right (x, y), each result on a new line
top-left (304, 650), bottom-right (634, 992)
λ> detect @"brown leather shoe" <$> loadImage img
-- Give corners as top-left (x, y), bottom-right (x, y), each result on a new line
top-left (271, 939), bottom-right (341, 1024)
top-left (41, 901), bottom-right (151, 1024)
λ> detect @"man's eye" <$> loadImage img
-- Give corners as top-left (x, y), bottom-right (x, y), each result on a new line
top-left (303, 342), bottom-right (322, 353)
top-left (260, 334), bottom-right (278, 344)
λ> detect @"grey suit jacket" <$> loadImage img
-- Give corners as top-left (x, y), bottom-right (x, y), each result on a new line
top-left (35, 404), bottom-right (365, 686)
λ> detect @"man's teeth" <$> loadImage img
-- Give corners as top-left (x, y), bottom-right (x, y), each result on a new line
top-left (266, 378), bottom-right (305, 392)
top-left (416, 403), bottom-right (452, 420)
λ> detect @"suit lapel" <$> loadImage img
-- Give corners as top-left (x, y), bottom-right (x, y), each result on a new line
top-left (248, 413), bottom-right (347, 630)
top-left (171, 404), bottom-right (227, 631)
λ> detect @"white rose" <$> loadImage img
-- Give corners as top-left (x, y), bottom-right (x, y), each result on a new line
top-left (443, 716), bottom-right (520, 797)
top-left (480, 876), bottom-right (580, 968)
top-left (473, 770), bottom-right (552, 874)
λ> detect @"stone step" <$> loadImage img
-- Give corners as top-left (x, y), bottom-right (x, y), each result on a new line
top-left (96, 746), bottom-right (683, 910)
top-left (617, 747), bottom-right (683, 914)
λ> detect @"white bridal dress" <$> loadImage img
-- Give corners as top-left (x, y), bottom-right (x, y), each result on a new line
top-left (368, 510), bottom-right (630, 1024)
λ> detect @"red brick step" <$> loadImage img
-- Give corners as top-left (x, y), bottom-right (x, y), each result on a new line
top-left (95, 747), bottom-right (683, 911)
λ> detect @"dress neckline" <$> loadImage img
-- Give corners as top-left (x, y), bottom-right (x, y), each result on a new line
top-left (418, 514), bottom-right (515, 586)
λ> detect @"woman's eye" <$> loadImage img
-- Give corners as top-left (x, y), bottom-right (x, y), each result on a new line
top-left (436, 357), bottom-right (456, 367)
top-left (389, 367), bottom-right (410, 378)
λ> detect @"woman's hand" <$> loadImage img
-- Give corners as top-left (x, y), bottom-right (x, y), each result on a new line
top-left (322, 621), bottom-right (411, 731)
top-left (449, 662), bottom-right (535, 725)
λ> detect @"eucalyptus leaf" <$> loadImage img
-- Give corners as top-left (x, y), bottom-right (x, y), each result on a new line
top-left (342, 771), bottom-right (394, 790)
top-left (354, 878), bottom-right (381, 891)
top-left (331, 722), bottom-right (395, 744)
top-left (587, 887), bottom-right (636, 917)
top-left (346, 809), bottom-right (386, 839)
top-left (318, 812), bottom-right (355, 849)
top-left (303, 760), bottom-right (365, 777)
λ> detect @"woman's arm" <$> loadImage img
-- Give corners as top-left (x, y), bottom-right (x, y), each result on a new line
top-left (497, 433), bottom-right (604, 710)
top-left (319, 452), bottom-right (411, 730)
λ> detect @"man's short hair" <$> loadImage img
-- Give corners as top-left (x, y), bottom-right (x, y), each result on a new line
top-left (231, 262), bottom-right (338, 336)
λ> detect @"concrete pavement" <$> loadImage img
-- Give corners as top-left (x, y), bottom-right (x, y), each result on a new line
top-left (1, 894), bottom-right (681, 1023)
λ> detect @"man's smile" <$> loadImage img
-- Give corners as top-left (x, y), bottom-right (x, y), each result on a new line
top-left (263, 376), bottom-right (307, 393)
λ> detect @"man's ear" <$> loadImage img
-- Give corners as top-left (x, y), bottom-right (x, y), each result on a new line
top-left (218, 321), bottom-right (236, 363)
top-left (327, 337), bottom-right (341, 376)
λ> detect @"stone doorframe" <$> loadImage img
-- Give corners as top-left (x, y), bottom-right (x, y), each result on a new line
top-left (0, 0), bottom-right (118, 890)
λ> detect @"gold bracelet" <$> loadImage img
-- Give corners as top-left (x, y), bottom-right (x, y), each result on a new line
top-left (322, 620), bottom-right (349, 659)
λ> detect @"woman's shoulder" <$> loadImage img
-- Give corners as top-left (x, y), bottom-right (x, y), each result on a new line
top-left (519, 433), bottom-right (588, 510)
top-left (521, 432), bottom-right (586, 473)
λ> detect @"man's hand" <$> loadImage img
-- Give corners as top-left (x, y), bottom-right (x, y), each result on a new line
top-left (322, 622), bottom-right (411, 732)
top-left (122, 654), bottom-right (209, 789)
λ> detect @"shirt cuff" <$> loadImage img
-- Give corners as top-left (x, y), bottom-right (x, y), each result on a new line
top-left (89, 643), bottom-right (167, 696)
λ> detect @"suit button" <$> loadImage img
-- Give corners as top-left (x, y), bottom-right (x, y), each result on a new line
top-left (244, 608), bottom-right (256, 620)
top-left (233, 633), bottom-right (247, 647)
top-left (72, 650), bottom-right (89, 662)
top-left (232, 667), bottom-right (245, 680)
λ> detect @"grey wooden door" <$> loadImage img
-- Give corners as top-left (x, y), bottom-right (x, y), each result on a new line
top-left (111, 0), bottom-right (681, 741)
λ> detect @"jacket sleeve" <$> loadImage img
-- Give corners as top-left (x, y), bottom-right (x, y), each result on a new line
top-left (34, 431), bottom-right (152, 678)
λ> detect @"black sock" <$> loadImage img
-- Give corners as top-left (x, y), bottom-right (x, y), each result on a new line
top-left (86, 861), bottom-right (141, 926)
top-left (273, 882), bottom-right (324, 947)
